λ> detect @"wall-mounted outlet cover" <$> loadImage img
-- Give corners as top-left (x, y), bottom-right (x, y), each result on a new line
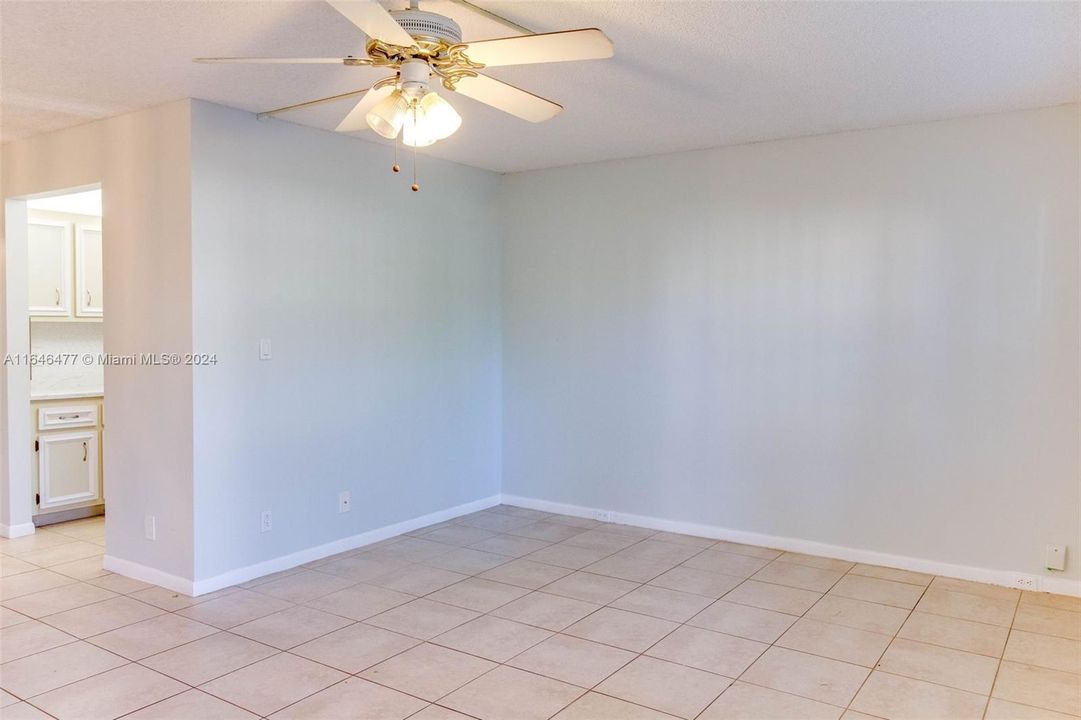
top-left (261, 510), bottom-right (273, 533)
top-left (1046, 544), bottom-right (1067, 571)
top-left (338, 491), bottom-right (351, 513)
top-left (593, 510), bottom-right (614, 522)
top-left (1012, 574), bottom-right (1040, 591)
top-left (144, 515), bottom-right (156, 541)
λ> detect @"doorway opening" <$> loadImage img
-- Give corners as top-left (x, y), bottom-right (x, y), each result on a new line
top-left (3, 184), bottom-right (105, 540)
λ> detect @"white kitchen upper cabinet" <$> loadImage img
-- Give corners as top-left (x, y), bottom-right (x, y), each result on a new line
top-left (28, 221), bottom-right (72, 316)
top-left (37, 430), bottom-right (100, 510)
top-left (75, 226), bottom-right (103, 317)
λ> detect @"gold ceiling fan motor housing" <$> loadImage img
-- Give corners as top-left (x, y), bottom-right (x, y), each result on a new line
top-left (364, 10), bottom-right (485, 89)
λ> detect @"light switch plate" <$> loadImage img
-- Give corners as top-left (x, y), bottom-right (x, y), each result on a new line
top-left (259, 339), bottom-right (272, 360)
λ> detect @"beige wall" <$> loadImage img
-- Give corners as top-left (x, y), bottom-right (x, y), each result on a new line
top-left (1, 100), bottom-right (195, 584)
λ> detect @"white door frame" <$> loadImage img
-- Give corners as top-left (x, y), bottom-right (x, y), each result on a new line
top-left (2, 183), bottom-right (102, 537)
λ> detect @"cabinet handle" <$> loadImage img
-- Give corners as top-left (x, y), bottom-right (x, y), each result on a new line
top-left (54, 288), bottom-right (60, 306)
top-left (82, 442), bottom-right (88, 462)
top-left (56, 414), bottom-right (80, 420)
top-left (86, 290), bottom-right (92, 307)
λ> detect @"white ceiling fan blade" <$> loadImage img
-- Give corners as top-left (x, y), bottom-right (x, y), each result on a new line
top-left (194, 57), bottom-right (357, 64)
top-left (336, 84), bottom-right (395, 132)
top-left (460, 29), bottom-right (613, 67)
top-left (452, 74), bottom-right (561, 123)
top-left (326, 0), bottom-right (415, 46)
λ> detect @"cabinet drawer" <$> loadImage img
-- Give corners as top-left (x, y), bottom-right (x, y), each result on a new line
top-left (38, 404), bottom-right (97, 430)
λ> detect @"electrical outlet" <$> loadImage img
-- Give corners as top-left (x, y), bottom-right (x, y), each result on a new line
top-left (1012, 574), bottom-right (1040, 591)
top-left (338, 491), bottom-right (351, 514)
top-left (261, 510), bottom-right (272, 533)
top-left (144, 515), bottom-right (156, 541)
top-left (1046, 544), bottom-right (1067, 571)
top-left (592, 510), bottom-right (614, 522)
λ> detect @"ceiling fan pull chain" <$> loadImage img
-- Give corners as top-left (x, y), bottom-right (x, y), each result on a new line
top-left (411, 103), bottom-right (420, 192)
top-left (392, 132), bottom-right (400, 174)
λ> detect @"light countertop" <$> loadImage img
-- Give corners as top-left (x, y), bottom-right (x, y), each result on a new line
top-left (30, 389), bottom-right (104, 402)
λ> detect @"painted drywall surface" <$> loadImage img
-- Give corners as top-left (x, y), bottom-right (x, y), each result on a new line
top-left (189, 101), bottom-right (501, 581)
top-left (1, 102), bottom-right (195, 577)
top-left (500, 104), bottom-right (1081, 581)
top-left (1, 200), bottom-right (33, 534)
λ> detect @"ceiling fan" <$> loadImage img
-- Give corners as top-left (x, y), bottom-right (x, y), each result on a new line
top-left (195, 0), bottom-right (613, 189)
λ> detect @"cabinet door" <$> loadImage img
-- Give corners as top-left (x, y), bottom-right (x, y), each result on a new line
top-left (28, 222), bottom-right (72, 316)
top-left (38, 431), bottom-right (99, 510)
top-left (75, 226), bottom-right (103, 317)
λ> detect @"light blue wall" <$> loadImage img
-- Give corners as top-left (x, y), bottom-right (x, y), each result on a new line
top-left (499, 105), bottom-right (1080, 581)
top-left (186, 101), bottom-right (1080, 585)
top-left (191, 101), bottom-right (502, 581)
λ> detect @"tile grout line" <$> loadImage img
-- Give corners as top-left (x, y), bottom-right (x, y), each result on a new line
top-left (980, 589), bottom-right (1022, 720)
top-left (839, 567), bottom-right (932, 718)
top-left (705, 553), bottom-right (871, 718)
top-left (370, 514), bottom-right (671, 719)
top-left (424, 523), bottom-right (669, 717)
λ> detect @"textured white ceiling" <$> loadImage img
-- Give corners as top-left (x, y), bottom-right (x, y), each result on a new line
top-left (2, 1), bottom-right (1077, 173)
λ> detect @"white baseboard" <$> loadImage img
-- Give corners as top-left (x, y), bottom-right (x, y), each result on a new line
top-left (103, 555), bottom-right (194, 595)
top-left (0, 522), bottom-right (36, 538)
top-left (188, 494), bottom-right (502, 596)
top-left (501, 494), bottom-right (1081, 599)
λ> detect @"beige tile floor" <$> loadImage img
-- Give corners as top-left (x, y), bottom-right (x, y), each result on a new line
top-left (1, 507), bottom-right (1079, 719)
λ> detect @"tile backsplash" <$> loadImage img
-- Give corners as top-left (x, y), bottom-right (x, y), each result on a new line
top-left (30, 321), bottom-right (104, 398)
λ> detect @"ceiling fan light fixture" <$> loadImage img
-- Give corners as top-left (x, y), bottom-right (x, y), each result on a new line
top-left (402, 103), bottom-right (436, 147)
top-left (366, 90), bottom-right (409, 139)
top-left (419, 92), bottom-right (461, 140)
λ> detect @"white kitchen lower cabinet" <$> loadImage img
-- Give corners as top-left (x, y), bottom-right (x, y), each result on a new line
top-left (31, 397), bottom-right (104, 518)
top-left (37, 430), bottom-right (100, 510)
